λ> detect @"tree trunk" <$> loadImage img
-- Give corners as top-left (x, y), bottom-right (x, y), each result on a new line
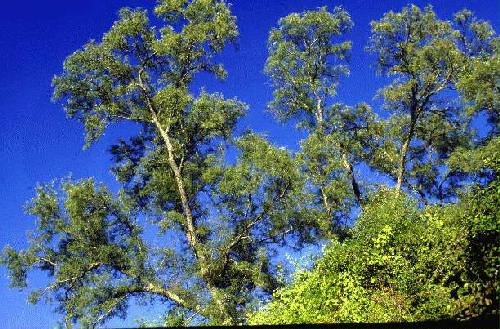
top-left (137, 73), bottom-right (231, 324)
top-left (152, 112), bottom-right (232, 324)
top-left (315, 96), bottom-right (323, 131)
top-left (315, 95), bottom-right (362, 205)
top-left (395, 139), bottom-right (409, 193)
top-left (341, 153), bottom-right (362, 204)
top-left (396, 106), bottom-right (418, 193)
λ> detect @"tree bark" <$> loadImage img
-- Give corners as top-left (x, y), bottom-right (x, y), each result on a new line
top-left (396, 99), bottom-right (418, 193)
top-left (315, 96), bottom-right (323, 131)
top-left (137, 72), bottom-right (231, 324)
top-left (314, 95), bottom-right (362, 205)
top-left (341, 153), bottom-right (362, 204)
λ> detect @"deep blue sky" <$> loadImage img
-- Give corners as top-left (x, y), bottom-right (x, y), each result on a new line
top-left (0, 1), bottom-right (498, 328)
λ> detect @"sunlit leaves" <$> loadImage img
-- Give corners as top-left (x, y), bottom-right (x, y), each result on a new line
top-left (249, 184), bottom-right (499, 324)
top-left (265, 7), bottom-right (352, 125)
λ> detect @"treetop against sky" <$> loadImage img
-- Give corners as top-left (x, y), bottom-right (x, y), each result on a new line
top-left (0, 0), bottom-right (498, 328)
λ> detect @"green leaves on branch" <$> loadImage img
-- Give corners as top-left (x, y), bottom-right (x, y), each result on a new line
top-left (52, 0), bottom-right (240, 149)
top-left (366, 4), bottom-right (498, 198)
top-left (265, 7), bottom-right (352, 127)
top-left (1, 179), bottom-right (146, 326)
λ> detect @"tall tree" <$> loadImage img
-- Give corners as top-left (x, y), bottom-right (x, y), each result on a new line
top-left (368, 5), bottom-right (468, 197)
top-left (1, 1), bottom-right (314, 326)
top-left (249, 6), bottom-right (498, 324)
top-left (265, 7), bottom-right (380, 237)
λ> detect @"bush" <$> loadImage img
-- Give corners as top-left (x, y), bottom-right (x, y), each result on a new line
top-left (248, 183), bottom-right (499, 324)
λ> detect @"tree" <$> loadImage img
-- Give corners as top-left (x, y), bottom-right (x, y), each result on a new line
top-left (367, 5), bottom-right (469, 198)
top-left (265, 7), bottom-right (381, 237)
top-left (1, 1), bottom-right (316, 327)
top-left (248, 4), bottom-right (498, 325)
top-left (447, 9), bottom-right (499, 193)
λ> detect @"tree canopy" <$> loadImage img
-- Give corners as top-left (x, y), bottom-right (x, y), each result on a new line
top-left (2, 2), bottom-right (498, 328)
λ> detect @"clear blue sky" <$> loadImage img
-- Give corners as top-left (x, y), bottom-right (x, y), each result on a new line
top-left (0, 1), bottom-right (498, 328)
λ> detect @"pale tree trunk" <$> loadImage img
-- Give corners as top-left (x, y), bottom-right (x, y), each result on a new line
top-left (395, 102), bottom-right (418, 194)
top-left (315, 96), bottom-right (323, 131)
top-left (153, 110), bottom-right (232, 324)
top-left (138, 73), bottom-right (231, 324)
top-left (395, 137), bottom-right (410, 193)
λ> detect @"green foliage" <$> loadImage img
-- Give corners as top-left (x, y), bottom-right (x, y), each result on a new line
top-left (457, 54), bottom-right (499, 119)
top-left (444, 9), bottom-right (499, 199)
top-left (2, 2), bottom-right (498, 327)
top-left (265, 6), bottom-right (352, 127)
top-left (265, 6), bottom-right (375, 233)
top-left (5, 1), bottom-right (333, 326)
top-left (367, 5), bottom-right (465, 196)
top-left (447, 137), bottom-right (499, 175)
top-left (249, 183), bottom-right (499, 324)
top-left (2, 179), bottom-right (146, 327)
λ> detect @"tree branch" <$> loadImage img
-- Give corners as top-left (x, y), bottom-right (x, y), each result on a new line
top-left (135, 67), bottom-right (230, 323)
